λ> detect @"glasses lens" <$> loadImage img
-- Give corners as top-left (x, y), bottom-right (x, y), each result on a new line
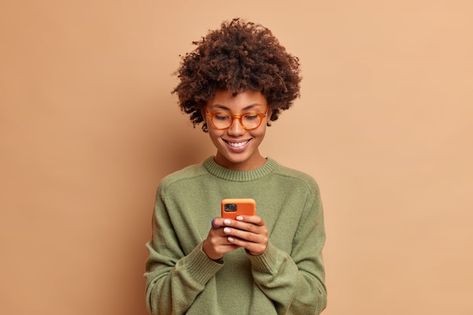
top-left (212, 113), bottom-right (232, 129)
top-left (242, 113), bottom-right (262, 130)
top-left (209, 112), bottom-right (264, 130)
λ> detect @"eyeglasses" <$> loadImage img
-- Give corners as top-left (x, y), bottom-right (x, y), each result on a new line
top-left (206, 110), bottom-right (268, 131)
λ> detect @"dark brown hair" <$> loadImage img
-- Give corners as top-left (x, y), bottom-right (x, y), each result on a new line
top-left (173, 18), bottom-right (301, 132)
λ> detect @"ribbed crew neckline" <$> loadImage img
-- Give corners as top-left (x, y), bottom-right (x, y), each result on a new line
top-left (203, 156), bottom-right (278, 182)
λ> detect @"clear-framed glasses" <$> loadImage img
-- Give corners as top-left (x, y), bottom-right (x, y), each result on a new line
top-left (206, 110), bottom-right (268, 131)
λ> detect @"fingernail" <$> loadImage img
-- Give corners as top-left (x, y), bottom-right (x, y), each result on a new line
top-left (224, 219), bottom-right (231, 225)
top-left (236, 216), bottom-right (243, 221)
top-left (223, 227), bottom-right (231, 234)
top-left (228, 237), bottom-right (234, 242)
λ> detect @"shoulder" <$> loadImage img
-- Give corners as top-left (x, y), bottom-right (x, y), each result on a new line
top-left (272, 160), bottom-right (321, 195)
top-left (159, 162), bottom-right (208, 193)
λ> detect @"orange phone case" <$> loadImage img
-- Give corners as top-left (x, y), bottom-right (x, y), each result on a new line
top-left (221, 198), bottom-right (256, 220)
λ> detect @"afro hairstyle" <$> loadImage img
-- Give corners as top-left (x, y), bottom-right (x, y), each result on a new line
top-left (172, 18), bottom-right (301, 132)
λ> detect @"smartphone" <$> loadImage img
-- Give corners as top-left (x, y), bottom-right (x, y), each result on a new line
top-left (221, 198), bottom-right (256, 220)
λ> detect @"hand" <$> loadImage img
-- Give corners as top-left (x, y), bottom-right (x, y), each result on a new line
top-left (221, 215), bottom-right (268, 256)
top-left (202, 217), bottom-right (239, 260)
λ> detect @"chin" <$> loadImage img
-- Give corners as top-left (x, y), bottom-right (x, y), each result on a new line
top-left (218, 148), bottom-right (260, 169)
top-left (221, 152), bottom-right (250, 164)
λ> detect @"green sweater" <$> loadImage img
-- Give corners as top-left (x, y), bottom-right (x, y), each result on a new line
top-left (145, 157), bottom-right (327, 315)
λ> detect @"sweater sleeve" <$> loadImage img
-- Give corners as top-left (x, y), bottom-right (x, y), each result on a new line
top-left (144, 186), bottom-right (223, 315)
top-left (247, 183), bottom-right (327, 314)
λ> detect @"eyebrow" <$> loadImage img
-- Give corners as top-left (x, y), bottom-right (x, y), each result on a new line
top-left (212, 104), bottom-right (263, 111)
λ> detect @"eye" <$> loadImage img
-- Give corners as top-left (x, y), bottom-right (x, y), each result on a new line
top-left (243, 113), bottom-right (258, 121)
top-left (214, 113), bottom-right (230, 121)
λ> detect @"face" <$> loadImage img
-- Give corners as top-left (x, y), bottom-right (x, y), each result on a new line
top-left (205, 90), bottom-right (270, 170)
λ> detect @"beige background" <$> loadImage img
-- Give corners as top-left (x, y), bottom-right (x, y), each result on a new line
top-left (1, 0), bottom-right (472, 314)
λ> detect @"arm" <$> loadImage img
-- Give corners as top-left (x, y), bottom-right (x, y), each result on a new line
top-left (248, 187), bottom-right (327, 314)
top-left (144, 186), bottom-right (223, 315)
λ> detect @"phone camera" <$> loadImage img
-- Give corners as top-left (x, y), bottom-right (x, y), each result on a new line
top-left (224, 203), bottom-right (237, 212)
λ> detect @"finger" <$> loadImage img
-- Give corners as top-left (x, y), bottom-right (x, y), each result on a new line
top-left (229, 217), bottom-right (267, 234)
top-left (225, 220), bottom-right (263, 233)
top-left (211, 217), bottom-right (226, 229)
top-left (221, 218), bottom-right (256, 233)
top-left (210, 227), bottom-right (232, 239)
top-left (236, 215), bottom-right (265, 226)
top-left (227, 237), bottom-right (266, 254)
top-left (208, 231), bottom-right (239, 246)
top-left (223, 227), bottom-right (265, 244)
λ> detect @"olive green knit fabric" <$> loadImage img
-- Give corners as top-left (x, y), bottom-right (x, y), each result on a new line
top-left (145, 157), bottom-right (327, 315)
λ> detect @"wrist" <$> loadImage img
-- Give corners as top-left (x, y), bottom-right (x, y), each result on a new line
top-left (246, 248), bottom-right (265, 256)
top-left (202, 240), bottom-right (223, 261)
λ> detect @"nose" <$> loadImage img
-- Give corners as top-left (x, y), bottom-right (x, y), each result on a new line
top-left (227, 117), bottom-right (245, 136)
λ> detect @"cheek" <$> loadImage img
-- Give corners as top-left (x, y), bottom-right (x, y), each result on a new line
top-left (250, 126), bottom-right (267, 140)
top-left (208, 129), bottom-right (224, 143)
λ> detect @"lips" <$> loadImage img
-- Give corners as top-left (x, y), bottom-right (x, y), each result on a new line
top-left (222, 138), bottom-right (252, 152)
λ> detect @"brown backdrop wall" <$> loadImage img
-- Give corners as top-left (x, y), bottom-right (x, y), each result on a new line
top-left (1, 1), bottom-right (472, 314)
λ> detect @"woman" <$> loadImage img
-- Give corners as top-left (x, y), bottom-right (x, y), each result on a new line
top-left (145, 18), bottom-right (327, 315)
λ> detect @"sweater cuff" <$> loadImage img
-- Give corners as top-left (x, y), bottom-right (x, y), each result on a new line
top-left (177, 241), bottom-right (223, 285)
top-left (247, 242), bottom-right (284, 274)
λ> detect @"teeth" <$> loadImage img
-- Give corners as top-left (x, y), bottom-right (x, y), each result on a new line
top-left (227, 140), bottom-right (248, 148)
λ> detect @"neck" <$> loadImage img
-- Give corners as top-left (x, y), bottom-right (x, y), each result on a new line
top-left (214, 152), bottom-right (266, 171)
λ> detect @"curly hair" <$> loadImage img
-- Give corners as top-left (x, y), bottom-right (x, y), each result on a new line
top-left (172, 18), bottom-right (301, 132)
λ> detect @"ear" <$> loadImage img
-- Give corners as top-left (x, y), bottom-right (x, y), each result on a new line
top-left (266, 106), bottom-right (273, 127)
top-left (201, 105), bottom-right (207, 122)
top-left (201, 105), bottom-right (210, 132)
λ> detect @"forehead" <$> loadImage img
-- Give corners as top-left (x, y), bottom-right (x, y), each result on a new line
top-left (207, 90), bottom-right (267, 112)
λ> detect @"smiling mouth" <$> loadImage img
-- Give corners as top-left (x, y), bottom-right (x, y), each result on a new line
top-left (223, 139), bottom-right (252, 148)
